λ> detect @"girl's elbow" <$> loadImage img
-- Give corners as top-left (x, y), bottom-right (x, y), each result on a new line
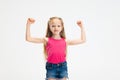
top-left (83, 39), bottom-right (86, 42)
top-left (81, 39), bottom-right (86, 44)
top-left (83, 40), bottom-right (86, 43)
top-left (26, 38), bottom-right (29, 42)
top-left (26, 37), bottom-right (31, 42)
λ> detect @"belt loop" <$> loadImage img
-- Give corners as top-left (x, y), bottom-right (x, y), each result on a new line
top-left (57, 64), bottom-right (60, 66)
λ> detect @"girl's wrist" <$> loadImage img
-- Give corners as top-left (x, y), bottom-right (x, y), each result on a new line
top-left (80, 27), bottom-right (85, 30)
top-left (79, 25), bottom-right (83, 28)
top-left (26, 22), bottom-right (31, 26)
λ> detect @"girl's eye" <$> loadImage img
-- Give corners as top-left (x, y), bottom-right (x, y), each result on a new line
top-left (51, 25), bottom-right (61, 27)
top-left (58, 25), bottom-right (61, 27)
top-left (51, 25), bottom-right (55, 27)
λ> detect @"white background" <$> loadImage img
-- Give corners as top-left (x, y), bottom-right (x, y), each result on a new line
top-left (0, 0), bottom-right (120, 80)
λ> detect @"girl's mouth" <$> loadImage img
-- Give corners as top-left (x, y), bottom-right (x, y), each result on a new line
top-left (54, 30), bottom-right (59, 32)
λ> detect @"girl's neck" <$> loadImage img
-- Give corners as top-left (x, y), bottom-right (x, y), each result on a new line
top-left (52, 35), bottom-right (61, 39)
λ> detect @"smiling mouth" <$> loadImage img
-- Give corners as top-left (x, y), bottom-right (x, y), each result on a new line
top-left (54, 30), bottom-right (59, 32)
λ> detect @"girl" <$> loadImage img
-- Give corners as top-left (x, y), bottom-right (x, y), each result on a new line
top-left (26, 17), bottom-right (86, 80)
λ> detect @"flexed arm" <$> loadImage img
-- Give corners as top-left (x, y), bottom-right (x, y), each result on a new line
top-left (67, 20), bottom-right (86, 45)
top-left (26, 18), bottom-right (47, 43)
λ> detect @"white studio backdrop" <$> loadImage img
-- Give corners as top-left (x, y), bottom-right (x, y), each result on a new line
top-left (0, 0), bottom-right (120, 80)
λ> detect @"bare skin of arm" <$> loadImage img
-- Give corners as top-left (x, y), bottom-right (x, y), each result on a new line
top-left (26, 18), bottom-right (47, 43)
top-left (66, 20), bottom-right (86, 45)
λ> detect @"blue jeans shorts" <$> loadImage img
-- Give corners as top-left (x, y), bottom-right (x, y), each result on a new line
top-left (45, 61), bottom-right (68, 80)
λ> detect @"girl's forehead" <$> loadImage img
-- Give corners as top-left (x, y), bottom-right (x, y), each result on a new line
top-left (50, 19), bottom-right (61, 24)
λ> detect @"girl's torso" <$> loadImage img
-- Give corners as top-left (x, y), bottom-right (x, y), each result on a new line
top-left (46, 37), bottom-right (67, 64)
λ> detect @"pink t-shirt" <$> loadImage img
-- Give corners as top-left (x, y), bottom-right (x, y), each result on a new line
top-left (46, 37), bottom-right (67, 64)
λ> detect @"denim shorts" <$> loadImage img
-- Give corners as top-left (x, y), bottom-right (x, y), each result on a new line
top-left (45, 61), bottom-right (68, 80)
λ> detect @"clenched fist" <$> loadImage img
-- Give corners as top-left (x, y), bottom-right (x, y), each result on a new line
top-left (27, 18), bottom-right (35, 24)
top-left (77, 20), bottom-right (83, 28)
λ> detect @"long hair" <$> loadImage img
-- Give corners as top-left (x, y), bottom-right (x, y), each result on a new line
top-left (44, 17), bottom-right (66, 59)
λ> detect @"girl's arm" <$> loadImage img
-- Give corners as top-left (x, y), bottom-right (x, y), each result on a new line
top-left (26, 18), bottom-right (47, 43)
top-left (66, 20), bottom-right (86, 45)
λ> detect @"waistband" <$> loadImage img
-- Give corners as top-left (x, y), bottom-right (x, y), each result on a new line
top-left (46, 61), bottom-right (67, 66)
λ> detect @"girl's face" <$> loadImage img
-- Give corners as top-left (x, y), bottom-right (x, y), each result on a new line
top-left (49, 19), bottom-right (63, 36)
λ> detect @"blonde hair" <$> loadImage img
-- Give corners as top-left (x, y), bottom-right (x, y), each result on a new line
top-left (44, 17), bottom-right (66, 59)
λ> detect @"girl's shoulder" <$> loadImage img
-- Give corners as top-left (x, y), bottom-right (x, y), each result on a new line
top-left (43, 37), bottom-right (49, 45)
top-left (65, 39), bottom-right (68, 42)
top-left (43, 37), bottom-right (48, 42)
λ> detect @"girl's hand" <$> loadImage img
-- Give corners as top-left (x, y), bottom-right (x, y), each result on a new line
top-left (77, 20), bottom-right (83, 28)
top-left (27, 18), bottom-right (35, 24)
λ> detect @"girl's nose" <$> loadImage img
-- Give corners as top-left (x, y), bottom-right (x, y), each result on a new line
top-left (55, 26), bottom-right (58, 29)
